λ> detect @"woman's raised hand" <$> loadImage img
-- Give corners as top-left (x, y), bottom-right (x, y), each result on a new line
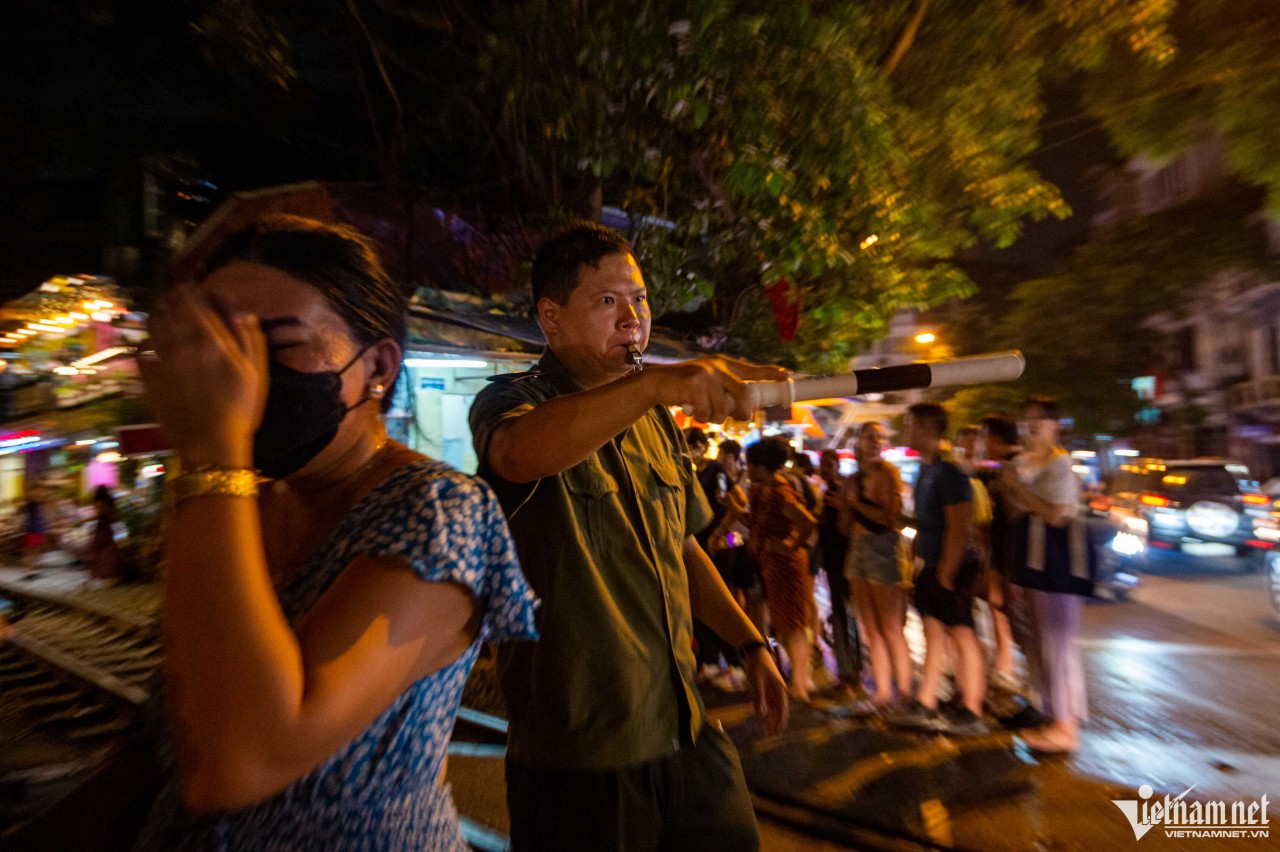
top-left (138, 283), bottom-right (268, 468)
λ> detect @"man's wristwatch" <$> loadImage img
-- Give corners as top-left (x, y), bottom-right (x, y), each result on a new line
top-left (737, 639), bottom-right (771, 658)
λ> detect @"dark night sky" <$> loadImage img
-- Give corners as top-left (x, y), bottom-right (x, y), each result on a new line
top-left (984, 86), bottom-right (1119, 273)
top-left (0, 6), bottom-right (1118, 298)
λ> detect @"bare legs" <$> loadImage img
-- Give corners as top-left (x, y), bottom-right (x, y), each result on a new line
top-left (918, 618), bottom-right (985, 715)
top-left (947, 626), bottom-right (987, 716)
top-left (986, 573), bottom-right (1016, 679)
top-left (851, 580), bottom-right (912, 705)
top-left (780, 628), bottom-right (814, 701)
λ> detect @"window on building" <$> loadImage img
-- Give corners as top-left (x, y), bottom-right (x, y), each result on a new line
top-left (1131, 375), bottom-right (1157, 401)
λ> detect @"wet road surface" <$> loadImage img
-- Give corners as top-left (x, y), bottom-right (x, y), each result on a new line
top-left (1075, 558), bottom-right (1280, 804)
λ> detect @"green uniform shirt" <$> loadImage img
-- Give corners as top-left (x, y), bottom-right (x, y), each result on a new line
top-left (469, 350), bottom-right (713, 770)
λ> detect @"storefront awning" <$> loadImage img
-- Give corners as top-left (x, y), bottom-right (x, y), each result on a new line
top-left (0, 393), bottom-right (152, 444)
top-left (408, 302), bottom-right (703, 363)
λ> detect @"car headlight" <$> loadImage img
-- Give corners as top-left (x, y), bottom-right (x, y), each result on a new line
top-left (1112, 531), bottom-right (1145, 556)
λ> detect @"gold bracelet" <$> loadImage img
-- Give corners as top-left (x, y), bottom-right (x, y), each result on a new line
top-left (172, 468), bottom-right (263, 504)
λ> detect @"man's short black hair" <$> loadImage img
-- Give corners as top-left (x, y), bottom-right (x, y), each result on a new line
top-left (532, 222), bottom-right (635, 305)
top-left (979, 411), bottom-right (1019, 446)
top-left (907, 402), bottom-right (948, 437)
top-left (718, 439), bottom-right (743, 460)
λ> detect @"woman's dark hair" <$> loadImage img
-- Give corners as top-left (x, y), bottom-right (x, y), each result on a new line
top-left (1023, 395), bottom-right (1062, 423)
top-left (532, 222), bottom-right (635, 306)
top-left (201, 215), bottom-right (407, 411)
top-left (745, 437), bottom-right (790, 473)
top-left (93, 485), bottom-right (114, 507)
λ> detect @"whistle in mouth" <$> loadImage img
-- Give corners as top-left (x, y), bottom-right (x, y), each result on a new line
top-left (626, 345), bottom-right (644, 370)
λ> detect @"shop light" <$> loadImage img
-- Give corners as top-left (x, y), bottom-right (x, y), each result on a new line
top-left (75, 439), bottom-right (97, 446)
top-left (52, 366), bottom-right (80, 376)
top-left (404, 358), bottom-right (489, 369)
top-left (29, 323), bottom-right (65, 333)
top-left (72, 346), bottom-right (131, 368)
top-left (69, 312), bottom-right (89, 320)
top-left (96, 451), bottom-right (123, 463)
top-left (0, 432), bottom-right (41, 452)
top-left (53, 316), bottom-right (77, 326)
top-left (90, 311), bottom-right (114, 322)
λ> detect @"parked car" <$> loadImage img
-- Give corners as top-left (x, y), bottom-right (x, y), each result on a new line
top-left (1105, 458), bottom-right (1277, 573)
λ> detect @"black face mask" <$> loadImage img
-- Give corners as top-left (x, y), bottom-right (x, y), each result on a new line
top-left (253, 348), bottom-right (370, 479)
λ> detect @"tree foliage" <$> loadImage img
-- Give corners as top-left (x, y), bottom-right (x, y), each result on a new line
top-left (173, 0), bottom-right (1174, 369)
top-left (946, 181), bottom-right (1272, 435)
top-left (1080, 0), bottom-right (1280, 211)
top-left (442, 1), bottom-right (1180, 369)
top-left (9, 1), bottom-right (1188, 371)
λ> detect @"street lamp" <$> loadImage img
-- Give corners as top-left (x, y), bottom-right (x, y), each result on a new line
top-left (914, 331), bottom-right (937, 345)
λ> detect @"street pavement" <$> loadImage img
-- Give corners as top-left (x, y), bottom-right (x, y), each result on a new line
top-left (5, 558), bottom-right (1278, 850)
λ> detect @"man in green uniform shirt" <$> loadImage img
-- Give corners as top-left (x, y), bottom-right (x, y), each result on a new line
top-left (470, 223), bottom-right (789, 851)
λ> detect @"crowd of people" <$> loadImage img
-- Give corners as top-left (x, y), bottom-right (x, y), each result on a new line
top-left (681, 400), bottom-right (1091, 754)
top-left (0, 213), bottom-right (1091, 850)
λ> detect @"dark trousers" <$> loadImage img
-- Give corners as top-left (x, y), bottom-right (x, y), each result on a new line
top-left (820, 537), bottom-right (860, 681)
top-left (505, 725), bottom-right (759, 852)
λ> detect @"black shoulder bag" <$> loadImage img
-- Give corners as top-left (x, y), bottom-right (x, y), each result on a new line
top-left (1010, 513), bottom-right (1097, 597)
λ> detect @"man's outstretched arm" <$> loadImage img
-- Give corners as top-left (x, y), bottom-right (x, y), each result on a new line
top-left (485, 357), bottom-right (786, 483)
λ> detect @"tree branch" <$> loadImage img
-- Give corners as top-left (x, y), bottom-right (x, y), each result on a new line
top-left (882, 0), bottom-right (929, 78)
top-left (345, 0), bottom-right (407, 181)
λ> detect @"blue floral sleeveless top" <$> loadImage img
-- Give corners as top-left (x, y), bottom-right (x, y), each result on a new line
top-left (136, 459), bottom-right (538, 851)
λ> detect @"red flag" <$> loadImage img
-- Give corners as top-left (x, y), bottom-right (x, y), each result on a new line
top-left (765, 279), bottom-right (800, 343)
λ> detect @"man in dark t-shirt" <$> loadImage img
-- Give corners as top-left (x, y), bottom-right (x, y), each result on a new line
top-left (889, 403), bottom-right (987, 736)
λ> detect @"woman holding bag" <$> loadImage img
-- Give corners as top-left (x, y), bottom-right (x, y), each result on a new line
top-left (998, 396), bottom-right (1087, 754)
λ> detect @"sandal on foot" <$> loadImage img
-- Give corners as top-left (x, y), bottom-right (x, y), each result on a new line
top-left (1020, 727), bottom-right (1077, 755)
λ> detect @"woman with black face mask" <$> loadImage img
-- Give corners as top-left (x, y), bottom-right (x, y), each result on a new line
top-left (134, 215), bottom-right (537, 851)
